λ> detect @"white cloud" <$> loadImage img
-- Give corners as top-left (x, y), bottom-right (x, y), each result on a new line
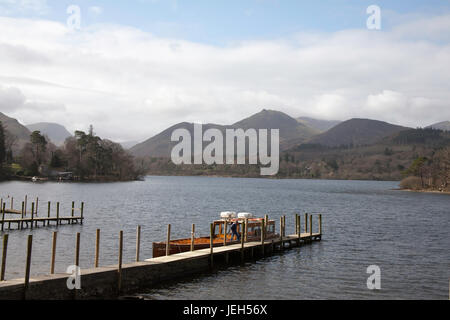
top-left (0, 85), bottom-right (66, 125)
top-left (0, 14), bottom-right (449, 142)
top-left (0, 0), bottom-right (48, 15)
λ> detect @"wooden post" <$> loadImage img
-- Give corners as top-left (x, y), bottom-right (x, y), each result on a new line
top-left (209, 223), bottom-right (214, 268)
top-left (319, 214), bottom-right (322, 235)
top-left (24, 195), bottom-right (27, 216)
top-left (280, 216), bottom-right (283, 238)
top-left (261, 219), bottom-right (265, 256)
top-left (244, 218), bottom-right (248, 242)
top-left (23, 235), bottom-right (33, 300)
top-left (223, 221), bottom-right (227, 246)
top-left (35, 197), bottom-right (38, 216)
top-left (75, 233), bottom-right (80, 267)
top-left (310, 214), bottom-right (313, 238)
top-left (295, 214), bottom-right (298, 237)
top-left (95, 229), bottom-right (100, 268)
top-left (50, 232), bottom-right (57, 274)
top-left (264, 214), bottom-right (268, 234)
top-left (56, 202), bottom-right (60, 226)
top-left (20, 202), bottom-right (24, 230)
top-left (118, 230), bottom-right (123, 293)
top-left (1, 234), bottom-right (9, 281)
top-left (30, 203), bottom-right (34, 230)
top-left (71, 201), bottom-right (75, 217)
top-left (10, 197), bottom-right (13, 210)
top-left (44, 201), bottom-right (49, 226)
top-left (305, 213), bottom-right (308, 233)
top-left (166, 224), bottom-right (171, 256)
top-left (1, 203), bottom-right (5, 232)
top-left (240, 220), bottom-right (245, 263)
top-left (190, 224), bottom-right (195, 252)
top-left (279, 216), bottom-right (283, 245)
top-left (136, 225), bottom-right (141, 262)
top-left (80, 202), bottom-right (84, 224)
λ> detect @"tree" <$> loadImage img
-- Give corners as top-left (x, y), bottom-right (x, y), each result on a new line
top-left (4, 130), bottom-right (17, 163)
top-left (62, 127), bottom-right (140, 180)
top-left (50, 150), bottom-right (65, 168)
top-left (30, 131), bottom-right (47, 165)
top-left (432, 147), bottom-right (449, 190)
top-left (404, 156), bottom-right (428, 188)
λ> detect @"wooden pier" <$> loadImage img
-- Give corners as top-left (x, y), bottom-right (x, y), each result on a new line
top-left (0, 213), bottom-right (322, 300)
top-left (0, 197), bottom-right (84, 231)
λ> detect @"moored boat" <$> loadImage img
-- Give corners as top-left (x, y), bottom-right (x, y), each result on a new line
top-left (152, 212), bottom-right (279, 257)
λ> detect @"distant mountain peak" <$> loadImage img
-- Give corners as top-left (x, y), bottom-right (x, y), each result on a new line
top-left (307, 118), bottom-right (410, 147)
top-left (130, 109), bottom-right (320, 158)
top-left (26, 122), bottom-right (72, 146)
top-left (426, 121), bottom-right (450, 131)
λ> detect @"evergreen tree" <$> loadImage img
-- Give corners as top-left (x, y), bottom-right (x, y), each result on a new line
top-left (30, 130), bottom-right (47, 165)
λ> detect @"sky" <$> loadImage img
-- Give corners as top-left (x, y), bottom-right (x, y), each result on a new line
top-left (0, 0), bottom-right (449, 143)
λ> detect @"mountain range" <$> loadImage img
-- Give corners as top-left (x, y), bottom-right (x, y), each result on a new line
top-left (130, 110), bottom-right (319, 157)
top-left (0, 112), bottom-right (73, 151)
top-left (1, 110), bottom-right (448, 158)
top-left (129, 110), bottom-right (426, 158)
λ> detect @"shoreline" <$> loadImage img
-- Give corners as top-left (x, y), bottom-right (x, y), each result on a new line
top-left (396, 188), bottom-right (450, 195)
top-left (143, 172), bottom-right (402, 182)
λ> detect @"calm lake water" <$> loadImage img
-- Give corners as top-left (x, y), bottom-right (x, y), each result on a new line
top-left (0, 176), bottom-right (449, 299)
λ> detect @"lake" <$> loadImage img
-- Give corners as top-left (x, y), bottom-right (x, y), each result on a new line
top-left (0, 176), bottom-right (449, 299)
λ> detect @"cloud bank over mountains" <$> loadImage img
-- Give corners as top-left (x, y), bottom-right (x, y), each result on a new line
top-left (0, 11), bottom-right (449, 142)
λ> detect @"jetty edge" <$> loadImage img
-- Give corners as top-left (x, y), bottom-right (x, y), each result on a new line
top-left (0, 213), bottom-right (322, 300)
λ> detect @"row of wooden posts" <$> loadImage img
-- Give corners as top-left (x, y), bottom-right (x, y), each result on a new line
top-left (1, 195), bottom-right (42, 213)
top-left (0, 196), bottom-right (84, 230)
top-left (0, 226), bottom-right (141, 282)
top-left (166, 213), bottom-right (322, 266)
top-left (0, 213), bottom-right (321, 297)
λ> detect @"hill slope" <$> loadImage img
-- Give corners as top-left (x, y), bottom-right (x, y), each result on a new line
top-left (26, 122), bottom-right (72, 146)
top-left (297, 117), bottom-right (341, 132)
top-left (426, 121), bottom-right (450, 131)
top-left (130, 122), bottom-right (228, 158)
top-left (307, 118), bottom-right (409, 147)
top-left (0, 112), bottom-right (31, 153)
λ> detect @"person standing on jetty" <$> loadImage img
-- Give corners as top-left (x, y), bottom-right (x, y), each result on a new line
top-left (230, 220), bottom-right (240, 242)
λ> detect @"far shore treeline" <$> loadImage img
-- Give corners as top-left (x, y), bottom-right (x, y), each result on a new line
top-left (0, 122), bottom-right (143, 182)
